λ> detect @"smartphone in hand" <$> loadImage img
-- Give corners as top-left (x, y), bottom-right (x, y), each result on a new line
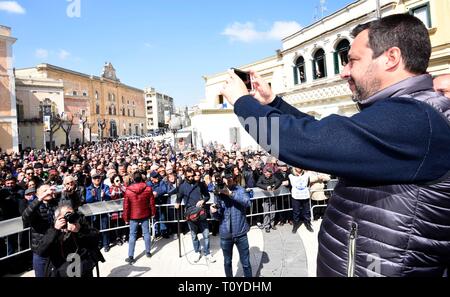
top-left (232, 68), bottom-right (253, 91)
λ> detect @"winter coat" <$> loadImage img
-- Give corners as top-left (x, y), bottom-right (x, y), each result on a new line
top-left (123, 182), bottom-right (155, 222)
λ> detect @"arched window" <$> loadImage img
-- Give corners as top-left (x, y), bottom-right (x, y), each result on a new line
top-left (108, 106), bottom-right (112, 115)
top-left (113, 106), bottom-right (117, 115)
top-left (128, 109), bottom-right (130, 117)
top-left (312, 48), bottom-right (327, 80)
top-left (133, 109), bottom-right (135, 117)
top-left (96, 104), bottom-right (100, 114)
top-left (95, 91), bottom-right (99, 100)
top-left (334, 39), bottom-right (350, 74)
top-left (122, 107), bottom-right (125, 116)
top-left (293, 56), bottom-right (306, 85)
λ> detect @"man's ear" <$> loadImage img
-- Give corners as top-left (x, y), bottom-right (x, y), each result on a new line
top-left (384, 47), bottom-right (402, 71)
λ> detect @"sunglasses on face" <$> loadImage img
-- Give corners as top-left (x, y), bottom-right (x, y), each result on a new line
top-left (186, 175), bottom-right (194, 179)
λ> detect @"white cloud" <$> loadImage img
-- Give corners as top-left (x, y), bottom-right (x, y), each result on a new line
top-left (58, 49), bottom-right (71, 60)
top-left (222, 21), bottom-right (302, 43)
top-left (0, 1), bottom-right (26, 14)
top-left (144, 42), bottom-right (154, 48)
top-left (35, 48), bottom-right (49, 59)
top-left (222, 22), bottom-right (261, 43)
top-left (267, 21), bottom-right (303, 40)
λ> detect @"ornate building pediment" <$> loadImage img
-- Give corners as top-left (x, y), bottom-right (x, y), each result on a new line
top-left (101, 62), bottom-right (120, 81)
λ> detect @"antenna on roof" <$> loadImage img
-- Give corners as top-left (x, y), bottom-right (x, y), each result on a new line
top-left (313, 0), bottom-right (328, 22)
top-left (320, 0), bottom-right (328, 18)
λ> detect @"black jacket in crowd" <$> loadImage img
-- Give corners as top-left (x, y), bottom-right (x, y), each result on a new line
top-left (177, 180), bottom-right (210, 209)
top-left (256, 174), bottom-right (282, 191)
top-left (59, 187), bottom-right (85, 210)
top-left (0, 186), bottom-right (24, 221)
top-left (22, 198), bottom-right (59, 252)
top-left (36, 219), bottom-right (104, 277)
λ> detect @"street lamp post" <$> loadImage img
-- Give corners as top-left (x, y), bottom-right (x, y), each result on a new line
top-left (42, 99), bottom-right (52, 150)
top-left (169, 115), bottom-right (182, 258)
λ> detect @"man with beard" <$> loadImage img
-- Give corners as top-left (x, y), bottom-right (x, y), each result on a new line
top-left (175, 168), bottom-right (214, 263)
top-left (220, 14), bottom-right (450, 276)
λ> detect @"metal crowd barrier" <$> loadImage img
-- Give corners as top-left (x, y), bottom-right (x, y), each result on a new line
top-left (310, 189), bottom-right (334, 221)
top-left (1, 183), bottom-right (337, 262)
top-left (0, 217), bottom-right (31, 261)
top-left (309, 179), bottom-right (338, 221)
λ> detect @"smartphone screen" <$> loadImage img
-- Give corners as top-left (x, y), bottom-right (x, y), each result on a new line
top-left (232, 68), bottom-right (253, 91)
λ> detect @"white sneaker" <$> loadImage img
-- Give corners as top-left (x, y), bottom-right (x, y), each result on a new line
top-left (205, 254), bottom-right (216, 263)
top-left (193, 252), bottom-right (202, 263)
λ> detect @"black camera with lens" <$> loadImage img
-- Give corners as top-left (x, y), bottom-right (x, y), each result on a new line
top-left (64, 211), bottom-right (80, 224)
top-left (214, 172), bottom-right (226, 190)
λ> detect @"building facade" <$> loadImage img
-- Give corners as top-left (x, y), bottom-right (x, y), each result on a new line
top-left (16, 62), bottom-right (147, 143)
top-left (196, 0), bottom-right (450, 150)
top-left (15, 76), bottom-right (65, 150)
top-left (0, 25), bottom-right (19, 153)
top-left (144, 87), bottom-right (174, 132)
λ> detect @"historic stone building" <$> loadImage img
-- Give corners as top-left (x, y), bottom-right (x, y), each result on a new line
top-left (15, 76), bottom-right (65, 150)
top-left (0, 25), bottom-right (19, 153)
top-left (16, 62), bottom-right (146, 144)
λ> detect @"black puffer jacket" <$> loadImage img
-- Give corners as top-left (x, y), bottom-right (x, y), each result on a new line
top-left (0, 186), bottom-right (23, 220)
top-left (22, 198), bottom-right (59, 252)
top-left (317, 76), bottom-right (450, 277)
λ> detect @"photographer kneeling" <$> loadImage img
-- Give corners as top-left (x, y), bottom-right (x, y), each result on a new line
top-left (36, 201), bottom-right (105, 277)
top-left (210, 169), bottom-right (252, 277)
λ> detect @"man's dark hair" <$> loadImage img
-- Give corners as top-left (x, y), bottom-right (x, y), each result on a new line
top-left (133, 172), bottom-right (143, 183)
top-left (351, 13), bottom-right (431, 74)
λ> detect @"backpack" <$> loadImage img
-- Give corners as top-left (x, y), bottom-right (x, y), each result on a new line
top-left (184, 206), bottom-right (207, 222)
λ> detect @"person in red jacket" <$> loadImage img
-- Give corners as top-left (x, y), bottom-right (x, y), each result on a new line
top-left (123, 172), bottom-right (155, 264)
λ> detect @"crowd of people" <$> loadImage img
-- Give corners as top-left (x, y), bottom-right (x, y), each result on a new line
top-left (0, 137), bottom-right (331, 277)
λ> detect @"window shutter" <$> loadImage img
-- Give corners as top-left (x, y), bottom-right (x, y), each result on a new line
top-left (293, 66), bottom-right (299, 85)
top-left (334, 51), bottom-right (340, 74)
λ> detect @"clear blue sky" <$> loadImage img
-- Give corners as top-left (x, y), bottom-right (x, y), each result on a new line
top-left (1, 0), bottom-right (354, 108)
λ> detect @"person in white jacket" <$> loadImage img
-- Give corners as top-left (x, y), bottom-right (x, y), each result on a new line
top-left (288, 168), bottom-right (317, 233)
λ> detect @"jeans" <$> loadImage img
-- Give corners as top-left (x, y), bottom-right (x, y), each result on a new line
top-left (128, 218), bottom-right (151, 258)
top-left (155, 196), bottom-right (170, 235)
top-left (220, 235), bottom-right (252, 277)
top-left (33, 252), bottom-right (48, 277)
top-left (291, 198), bottom-right (311, 224)
top-left (100, 214), bottom-right (110, 248)
top-left (187, 220), bottom-right (210, 255)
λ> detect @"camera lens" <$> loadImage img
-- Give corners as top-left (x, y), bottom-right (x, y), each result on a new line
top-left (64, 212), bottom-right (80, 224)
